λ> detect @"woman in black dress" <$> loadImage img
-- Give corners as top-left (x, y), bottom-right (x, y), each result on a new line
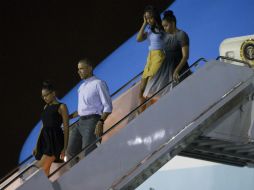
top-left (33, 81), bottom-right (69, 176)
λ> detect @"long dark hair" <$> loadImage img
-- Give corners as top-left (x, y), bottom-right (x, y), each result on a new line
top-left (144, 5), bottom-right (163, 33)
top-left (163, 10), bottom-right (177, 26)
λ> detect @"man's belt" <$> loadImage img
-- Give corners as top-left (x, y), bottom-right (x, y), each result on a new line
top-left (80, 114), bottom-right (100, 120)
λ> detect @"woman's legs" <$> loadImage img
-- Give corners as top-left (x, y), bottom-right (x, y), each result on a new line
top-left (37, 155), bottom-right (56, 176)
top-left (139, 78), bottom-right (162, 113)
top-left (139, 77), bottom-right (148, 113)
top-left (139, 78), bottom-right (148, 99)
top-left (139, 50), bottom-right (165, 113)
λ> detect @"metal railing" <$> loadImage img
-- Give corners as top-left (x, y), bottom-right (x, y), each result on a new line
top-left (1, 165), bottom-right (39, 190)
top-left (216, 56), bottom-right (252, 68)
top-left (0, 155), bottom-right (34, 185)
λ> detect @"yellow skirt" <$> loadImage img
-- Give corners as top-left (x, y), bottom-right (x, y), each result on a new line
top-left (142, 50), bottom-right (165, 79)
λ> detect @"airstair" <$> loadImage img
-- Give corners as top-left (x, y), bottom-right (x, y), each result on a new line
top-left (1, 57), bottom-right (254, 190)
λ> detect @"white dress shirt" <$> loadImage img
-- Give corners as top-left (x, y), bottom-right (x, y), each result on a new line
top-left (78, 76), bottom-right (113, 116)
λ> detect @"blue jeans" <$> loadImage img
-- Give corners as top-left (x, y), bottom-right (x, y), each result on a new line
top-left (67, 116), bottom-right (100, 158)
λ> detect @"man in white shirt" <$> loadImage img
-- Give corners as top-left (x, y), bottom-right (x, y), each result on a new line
top-left (67, 58), bottom-right (113, 157)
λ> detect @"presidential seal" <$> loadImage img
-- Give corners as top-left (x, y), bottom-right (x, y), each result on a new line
top-left (240, 38), bottom-right (254, 66)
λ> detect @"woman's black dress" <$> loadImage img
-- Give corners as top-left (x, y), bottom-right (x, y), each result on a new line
top-left (35, 103), bottom-right (64, 162)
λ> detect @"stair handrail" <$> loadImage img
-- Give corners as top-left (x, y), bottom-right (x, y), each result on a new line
top-left (216, 56), bottom-right (252, 68)
top-left (0, 155), bottom-right (34, 186)
top-left (1, 165), bottom-right (39, 190)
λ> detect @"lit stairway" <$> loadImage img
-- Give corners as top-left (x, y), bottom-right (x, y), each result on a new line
top-left (51, 60), bottom-right (254, 190)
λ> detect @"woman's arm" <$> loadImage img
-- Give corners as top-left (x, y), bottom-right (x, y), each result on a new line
top-left (59, 104), bottom-right (69, 157)
top-left (69, 111), bottom-right (78, 119)
top-left (136, 15), bottom-right (148, 42)
top-left (173, 45), bottom-right (189, 81)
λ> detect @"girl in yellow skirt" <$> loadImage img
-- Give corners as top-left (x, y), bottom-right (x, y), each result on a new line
top-left (137, 5), bottom-right (165, 109)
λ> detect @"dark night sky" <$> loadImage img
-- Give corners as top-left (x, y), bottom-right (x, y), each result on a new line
top-left (0, 0), bottom-right (174, 179)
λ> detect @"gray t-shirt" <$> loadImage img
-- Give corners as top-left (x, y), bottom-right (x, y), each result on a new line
top-left (164, 30), bottom-right (189, 53)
